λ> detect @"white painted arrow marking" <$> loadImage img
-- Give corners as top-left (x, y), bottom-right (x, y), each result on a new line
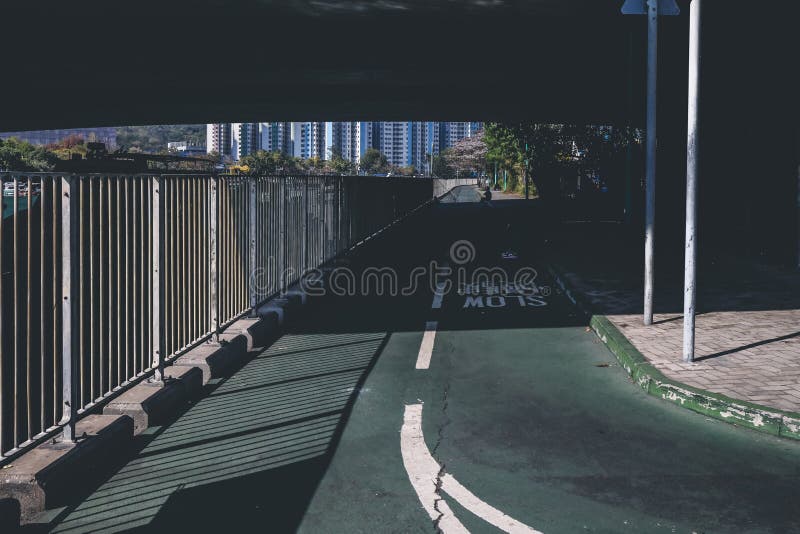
top-left (401, 404), bottom-right (542, 534)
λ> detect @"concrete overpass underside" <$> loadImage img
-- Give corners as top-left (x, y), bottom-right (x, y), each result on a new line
top-left (2, 0), bottom-right (799, 260)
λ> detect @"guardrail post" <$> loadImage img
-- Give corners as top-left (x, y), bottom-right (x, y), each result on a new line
top-left (209, 177), bottom-right (219, 341)
top-left (302, 176), bottom-right (309, 274)
top-left (151, 176), bottom-right (165, 382)
top-left (279, 178), bottom-right (287, 294)
top-left (59, 175), bottom-right (79, 442)
top-left (249, 177), bottom-right (257, 315)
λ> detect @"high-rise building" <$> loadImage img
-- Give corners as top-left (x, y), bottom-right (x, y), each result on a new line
top-left (289, 122), bottom-right (327, 160)
top-left (330, 122), bottom-right (361, 163)
top-left (260, 122), bottom-right (291, 154)
top-left (231, 123), bottom-right (259, 161)
top-left (206, 123), bottom-right (232, 157)
top-left (290, 122), bottom-right (305, 158)
top-left (409, 122), bottom-right (428, 172)
top-left (358, 122), bottom-right (381, 160)
top-left (426, 122), bottom-right (483, 155)
top-left (309, 122), bottom-right (326, 159)
top-left (378, 122), bottom-right (411, 168)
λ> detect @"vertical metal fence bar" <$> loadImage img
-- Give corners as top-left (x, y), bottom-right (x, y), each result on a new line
top-left (13, 176), bottom-right (19, 447)
top-left (279, 179), bottom-right (285, 294)
top-left (60, 175), bottom-right (79, 442)
top-left (52, 178), bottom-right (60, 427)
top-left (26, 177), bottom-right (32, 442)
top-left (167, 179), bottom-right (174, 357)
top-left (209, 177), bottom-right (219, 340)
top-left (151, 176), bottom-right (165, 383)
top-left (115, 178), bottom-right (122, 388)
top-left (107, 177), bottom-right (114, 392)
top-left (0, 176), bottom-right (3, 455)
top-left (181, 177), bottom-right (187, 350)
top-left (39, 177), bottom-right (48, 434)
top-left (89, 178), bottom-right (96, 398)
top-left (302, 176), bottom-right (309, 276)
top-left (249, 177), bottom-right (257, 314)
top-left (78, 178), bottom-right (85, 408)
top-left (124, 177), bottom-right (131, 381)
top-left (131, 178), bottom-right (138, 378)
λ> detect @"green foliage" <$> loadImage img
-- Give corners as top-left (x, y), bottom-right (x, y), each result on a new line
top-left (431, 153), bottom-right (452, 178)
top-left (327, 154), bottom-right (355, 174)
top-left (239, 150), bottom-right (300, 174)
top-left (391, 165), bottom-right (417, 177)
top-left (0, 137), bottom-right (59, 171)
top-left (115, 124), bottom-right (205, 153)
top-left (484, 123), bottom-right (523, 171)
top-left (360, 148), bottom-right (388, 174)
top-left (483, 122), bottom-right (641, 198)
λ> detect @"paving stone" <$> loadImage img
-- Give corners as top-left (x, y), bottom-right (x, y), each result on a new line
top-left (551, 233), bottom-right (800, 414)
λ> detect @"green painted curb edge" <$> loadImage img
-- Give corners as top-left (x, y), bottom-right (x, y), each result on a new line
top-left (546, 262), bottom-right (800, 441)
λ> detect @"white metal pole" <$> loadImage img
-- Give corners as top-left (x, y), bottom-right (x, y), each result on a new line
top-left (643, 0), bottom-right (659, 326)
top-left (683, 0), bottom-right (701, 362)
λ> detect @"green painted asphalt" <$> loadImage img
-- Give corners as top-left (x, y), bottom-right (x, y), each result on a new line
top-left (44, 199), bottom-right (800, 533)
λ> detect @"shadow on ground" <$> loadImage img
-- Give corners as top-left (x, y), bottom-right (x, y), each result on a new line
top-left (39, 192), bottom-right (565, 533)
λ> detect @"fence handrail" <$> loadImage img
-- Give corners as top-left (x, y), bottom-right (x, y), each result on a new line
top-left (0, 171), bottom-right (434, 463)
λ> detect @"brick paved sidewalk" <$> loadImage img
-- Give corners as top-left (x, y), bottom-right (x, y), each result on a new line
top-left (547, 224), bottom-right (800, 414)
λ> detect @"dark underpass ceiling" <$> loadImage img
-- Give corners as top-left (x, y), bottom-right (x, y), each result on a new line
top-left (0, 0), bottom-right (795, 130)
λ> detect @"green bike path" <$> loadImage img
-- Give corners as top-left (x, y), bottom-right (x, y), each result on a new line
top-left (45, 197), bottom-right (800, 533)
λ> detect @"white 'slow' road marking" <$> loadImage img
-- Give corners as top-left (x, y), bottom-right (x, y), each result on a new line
top-left (401, 404), bottom-right (542, 534)
top-left (416, 321), bottom-right (438, 370)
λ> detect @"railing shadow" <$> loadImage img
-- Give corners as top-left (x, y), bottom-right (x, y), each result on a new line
top-left (47, 325), bottom-right (390, 533)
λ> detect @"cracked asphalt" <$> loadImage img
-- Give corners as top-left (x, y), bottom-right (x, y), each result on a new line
top-left (42, 189), bottom-right (800, 533)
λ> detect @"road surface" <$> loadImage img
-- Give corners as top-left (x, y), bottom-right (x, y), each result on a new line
top-left (45, 189), bottom-right (800, 533)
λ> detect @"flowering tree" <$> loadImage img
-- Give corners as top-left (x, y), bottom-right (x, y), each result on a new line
top-left (443, 129), bottom-right (487, 176)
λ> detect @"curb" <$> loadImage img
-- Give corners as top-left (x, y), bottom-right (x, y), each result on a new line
top-left (0, 294), bottom-right (307, 527)
top-left (0, 200), bottom-right (428, 528)
top-left (546, 262), bottom-right (800, 441)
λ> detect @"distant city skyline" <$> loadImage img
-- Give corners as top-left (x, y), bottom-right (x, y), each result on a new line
top-left (0, 122), bottom-right (484, 173)
top-left (207, 121), bottom-right (484, 171)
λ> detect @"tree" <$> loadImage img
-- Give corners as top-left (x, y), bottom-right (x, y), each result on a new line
top-left (239, 150), bottom-right (299, 174)
top-left (360, 148), bottom-right (388, 174)
top-left (443, 129), bottom-right (487, 176)
top-left (484, 123), bottom-right (523, 172)
top-left (326, 146), bottom-right (354, 174)
top-left (0, 137), bottom-right (59, 171)
top-left (431, 153), bottom-right (452, 178)
top-left (115, 124), bottom-right (206, 153)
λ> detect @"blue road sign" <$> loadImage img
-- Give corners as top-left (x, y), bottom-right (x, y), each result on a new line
top-left (621, 0), bottom-right (680, 15)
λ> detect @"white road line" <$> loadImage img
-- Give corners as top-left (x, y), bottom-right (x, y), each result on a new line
top-left (416, 321), bottom-right (438, 370)
top-left (401, 405), bottom-right (469, 533)
top-left (401, 404), bottom-right (542, 534)
top-left (431, 281), bottom-right (446, 309)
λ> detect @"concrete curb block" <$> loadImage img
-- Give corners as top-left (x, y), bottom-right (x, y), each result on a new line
top-left (172, 342), bottom-right (239, 384)
top-left (0, 291), bottom-right (310, 528)
top-left (0, 414), bottom-right (134, 523)
top-left (226, 316), bottom-right (276, 351)
top-left (546, 262), bottom-right (800, 440)
top-left (258, 298), bottom-right (290, 326)
top-left (103, 367), bottom-right (203, 435)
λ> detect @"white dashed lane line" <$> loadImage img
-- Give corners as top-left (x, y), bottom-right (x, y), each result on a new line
top-left (415, 321), bottom-right (439, 370)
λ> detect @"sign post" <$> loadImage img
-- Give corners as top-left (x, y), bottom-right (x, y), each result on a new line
top-left (621, 0), bottom-right (680, 326)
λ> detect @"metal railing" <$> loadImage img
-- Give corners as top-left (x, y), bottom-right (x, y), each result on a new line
top-left (0, 172), bottom-right (433, 460)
